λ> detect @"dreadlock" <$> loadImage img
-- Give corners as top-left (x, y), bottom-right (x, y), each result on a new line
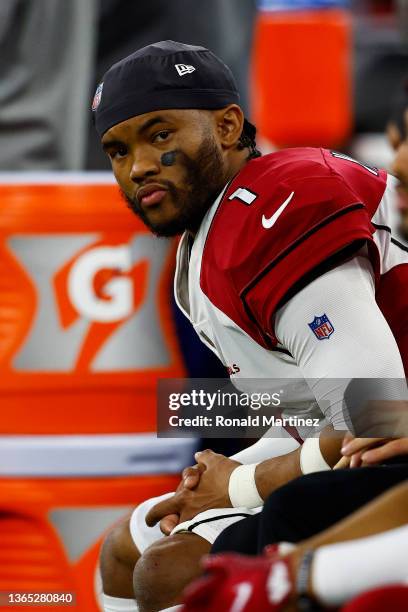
top-left (238, 119), bottom-right (262, 160)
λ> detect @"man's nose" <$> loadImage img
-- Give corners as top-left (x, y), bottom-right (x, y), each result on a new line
top-left (130, 149), bottom-right (160, 182)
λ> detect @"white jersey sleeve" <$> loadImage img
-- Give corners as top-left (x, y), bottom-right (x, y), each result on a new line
top-left (274, 252), bottom-right (406, 429)
top-left (313, 523), bottom-right (408, 606)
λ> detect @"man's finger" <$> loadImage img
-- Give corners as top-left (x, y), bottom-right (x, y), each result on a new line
top-left (350, 450), bottom-right (364, 468)
top-left (362, 439), bottom-right (408, 465)
top-left (341, 437), bottom-right (385, 456)
top-left (194, 449), bottom-right (221, 467)
top-left (160, 513), bottom-right (179, 536)
top-left (182, 464), bottom-right (205, 489)
top-left (145, 496), bottom-right (180, 527)
top-left (333, 455), bottom-right (351, 470)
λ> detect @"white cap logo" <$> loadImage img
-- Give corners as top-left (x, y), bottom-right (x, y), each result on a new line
top-left (92, 82), bottom-right (103, 111)
top-left (175, 64), bottom-right (196, 77)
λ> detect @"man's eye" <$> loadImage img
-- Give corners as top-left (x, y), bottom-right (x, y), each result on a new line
top-left (153, 130), bottom-right (170, 143)
top-left (110, 147), bottom-right (127, 159)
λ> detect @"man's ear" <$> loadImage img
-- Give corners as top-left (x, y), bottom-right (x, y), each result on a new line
top-left (387, 122), bottom-right (402, 151)
top-left (213, 105), bottom-right (244, 149)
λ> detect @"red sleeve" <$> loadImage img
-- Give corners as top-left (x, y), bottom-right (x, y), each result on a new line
top-left (243, 173), bottom-right (376, 338)
top-left (201, 150), bottom-right (386, 346)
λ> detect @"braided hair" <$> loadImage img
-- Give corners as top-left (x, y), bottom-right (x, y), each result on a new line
top-left (238, 119), bottom-right (262, 160)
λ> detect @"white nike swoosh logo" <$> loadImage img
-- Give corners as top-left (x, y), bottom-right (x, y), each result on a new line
top-left (262, 191), bottom-right (295, 229)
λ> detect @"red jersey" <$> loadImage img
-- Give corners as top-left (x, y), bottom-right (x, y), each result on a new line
top-left (195, 148), bottom-right (408, 371)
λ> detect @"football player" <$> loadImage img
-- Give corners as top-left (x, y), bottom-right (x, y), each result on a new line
top-left (208, 437), bottom-right (408, 558)
top-left (387, 80), bottom-right (408, 242)
top-left (183, 480), bottom-right (408, 611)
top-left (93, 41), bottom-right (408, 611)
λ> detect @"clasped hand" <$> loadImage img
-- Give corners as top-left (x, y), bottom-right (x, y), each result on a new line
top-left (145, 449), bottom-right (241, 535)
top-left (339, 434), bottom-right (408, 468)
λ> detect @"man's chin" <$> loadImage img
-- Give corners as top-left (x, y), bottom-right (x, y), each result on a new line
top-left (138, 211), bottom-right (186, 237)
top-left (121, 191), bottom-right (184, 236)
top-left (146, 221), bottom-right (184, 238)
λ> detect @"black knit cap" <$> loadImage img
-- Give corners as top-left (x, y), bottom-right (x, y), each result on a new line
top-left (92, 40), bottom-right (253, 138)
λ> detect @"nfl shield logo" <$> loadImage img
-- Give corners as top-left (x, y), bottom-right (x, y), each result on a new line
top-left (308, 314), bottom-right (334, 340)
top-left (92, 82), bottom-right (103, 111)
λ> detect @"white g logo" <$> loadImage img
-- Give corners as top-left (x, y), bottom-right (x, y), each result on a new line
top-left (68, 245), bottom-right (132, 322)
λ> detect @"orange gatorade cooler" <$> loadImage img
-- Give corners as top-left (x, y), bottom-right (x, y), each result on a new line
top-left (0, 173), bottom-right (196, 611)
top-left (0, 437), bottom-right (195, 611)
top-left (251, 1), bottom-right (353, 148)
top-left (0, 173), bottom-right (186, 434)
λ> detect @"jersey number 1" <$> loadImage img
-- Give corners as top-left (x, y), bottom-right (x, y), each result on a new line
top-left (228, 187), bottom-right (258, 205)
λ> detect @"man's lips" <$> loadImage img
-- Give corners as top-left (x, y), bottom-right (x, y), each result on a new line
top-left (137, 184), bottom-right (168, 207)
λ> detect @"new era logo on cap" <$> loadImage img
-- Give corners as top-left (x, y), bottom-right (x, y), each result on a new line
top-left (175, 63), bottom-right (196, 76)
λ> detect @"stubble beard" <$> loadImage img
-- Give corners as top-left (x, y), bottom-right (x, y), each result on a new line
top-left (120, 135), bottom-right (225, 237)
